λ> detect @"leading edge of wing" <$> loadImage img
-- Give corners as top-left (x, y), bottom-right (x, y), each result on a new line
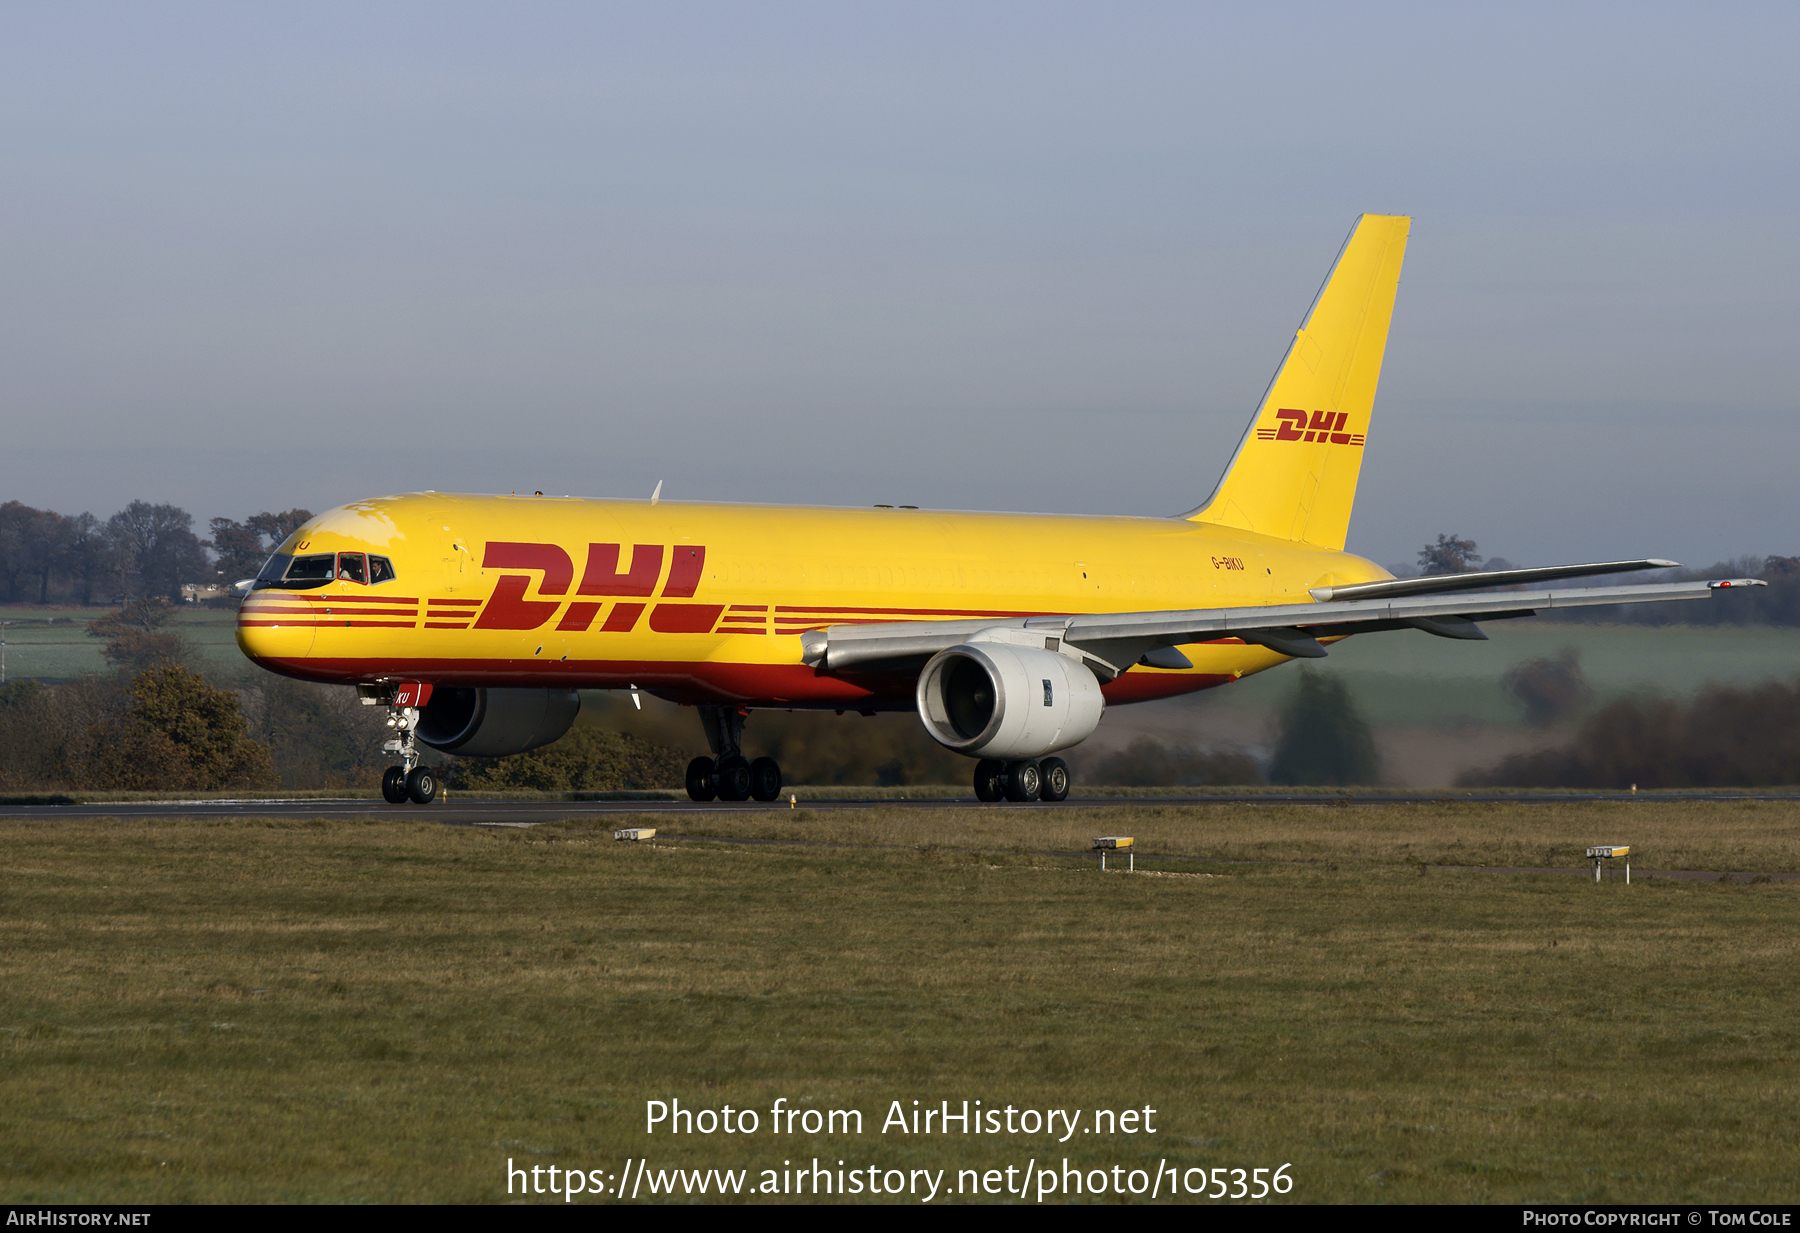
top-left (803, 577), bottom-right (1766, 673)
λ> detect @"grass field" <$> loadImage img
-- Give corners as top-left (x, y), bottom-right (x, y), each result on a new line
top-left (1141, 621), bottom-right (1800, 728)
top-left (0, 607), bottom-right (245, 683)
top-left (3, 801), bottom-right (1797, 1204)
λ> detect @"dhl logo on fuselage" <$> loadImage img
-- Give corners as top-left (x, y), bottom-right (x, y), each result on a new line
top-left (472, 542), bottom-right (718, 634)
top-left (1254, 408), bottom-right (1366, 446)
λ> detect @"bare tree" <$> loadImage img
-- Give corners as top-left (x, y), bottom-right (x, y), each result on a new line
top-left (206, 509), bottom-right (314, 584)
top-left (105, 501), bottom-right (207, 601)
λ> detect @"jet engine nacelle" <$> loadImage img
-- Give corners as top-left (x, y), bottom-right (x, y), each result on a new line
top-left (416, 686), bottom-right (581, 757)
top-left (916, 641), bottom-right (1106, 760)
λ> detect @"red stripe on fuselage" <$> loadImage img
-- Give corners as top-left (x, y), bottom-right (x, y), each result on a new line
top-left (236, 653), bottom-right (1234, 709)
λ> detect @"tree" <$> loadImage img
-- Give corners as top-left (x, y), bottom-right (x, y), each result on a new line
top-left (1417, 533), bottom-right (1482, 576)
top-left (1461, 679), bottom-right (1800, 789)
top-left (0, 504), bottom-right (75, 604)
top-left (238, 676), bottom-right (391, 788)
top-left (448, 726), bottom-right (688, 792)
top-left (1079, 736), bottom-right (1262, 786)
top-left (206, 518), bottom-right (268, 583)
top-left (87, 600), bottom-right (187, 673)
top-left (206, 509), bottom-right (314, 583)
top-left (63, 513), bottom-right (107, 606)
top-left (247, 509), bottom-right (313, 549)
top-left (121, 664), bottom-right (275, 790)
top-left (0, 501), bottom-right (40, 602)
top-left (1503, 649), bottom-right (1592, 727)
top-left (1267, 669), bottom-right (1380, 786)
top-left (105, 501), bottom-right (208, 601)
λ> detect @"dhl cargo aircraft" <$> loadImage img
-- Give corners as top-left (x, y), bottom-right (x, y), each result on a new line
top-left (235, 214), bottom-right (1759, 805)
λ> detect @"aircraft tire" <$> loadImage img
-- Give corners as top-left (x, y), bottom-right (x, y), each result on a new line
top-left (685, 756), bottom-right (718, 802)
top-left (1039, 757), bottom-right (1070, 802)
top-left (974, 759), bottom-right (1007, 801)
top-left (405, 765), bottom-right (439, 805)
top-left (1004, 759), bottom-right (1042, 802)
top-left (749, 757), bottom-right (782, 802)
top-left (715, 754), bottom-right (753, 802)
top-left (381, 766), bottom-right (409, 804)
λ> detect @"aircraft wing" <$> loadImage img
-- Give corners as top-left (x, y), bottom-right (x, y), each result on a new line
top-left (800, 576), bottom-right (1765, 679)
top-left (1306, 558), bottom-right (1678, 601)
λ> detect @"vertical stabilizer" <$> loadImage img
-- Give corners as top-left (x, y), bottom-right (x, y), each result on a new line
top-left (1186, 214), bottom-right (1410, 551)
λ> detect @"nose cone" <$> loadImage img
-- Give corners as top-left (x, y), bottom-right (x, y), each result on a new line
top-left (236, 591), bottom-right (318, 668)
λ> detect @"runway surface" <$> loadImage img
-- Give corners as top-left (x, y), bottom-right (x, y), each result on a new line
top-left (3, 792), bottom-right (1797, 882)
top-left (2, 789), bottom-right (1798, 826)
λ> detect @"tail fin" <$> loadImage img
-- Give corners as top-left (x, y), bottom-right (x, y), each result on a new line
top-left (1186, 214), bottom-right (1410, 551)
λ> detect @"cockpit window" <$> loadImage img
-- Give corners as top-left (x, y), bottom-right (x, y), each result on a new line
top-left (251, 550), bottom-right (398, 590)
top-left (286, 554), bottom-right (337, 585)
top-left (253, 553), bottom-right (333, 590)
top-left (253, 554), bottom-right (292, 589)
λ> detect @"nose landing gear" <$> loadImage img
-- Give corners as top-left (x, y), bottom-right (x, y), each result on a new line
top-left (364, 683), bottom-right (440, 805)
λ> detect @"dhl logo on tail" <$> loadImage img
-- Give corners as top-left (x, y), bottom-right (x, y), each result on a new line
top-left (1254, 409), bottom-right (1367, 446)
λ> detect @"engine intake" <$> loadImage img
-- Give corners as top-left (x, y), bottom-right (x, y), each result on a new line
top-left (916, 642), bottom-right (1105, 760)
top-left (415, 687), bottom-right (581, 757)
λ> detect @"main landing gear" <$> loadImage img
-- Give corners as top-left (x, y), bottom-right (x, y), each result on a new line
top-left (685, 704), bottom-right (785, 802)
top-left (973, 756), bottom-right (1071, 804)
top-left (367, 688), bottom-right (439, 805)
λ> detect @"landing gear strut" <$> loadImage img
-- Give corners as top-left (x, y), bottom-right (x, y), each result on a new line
top-left (687, 704), bottom-right (784, 802)
top-left (973, 756), bottom-right (1072, 804)
top-left (364, 684), bottom-right (439, 806)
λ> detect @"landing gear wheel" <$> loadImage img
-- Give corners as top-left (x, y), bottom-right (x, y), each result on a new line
top-left (405, 765), bottom-right (438, 805)
top-left (974, 758), bottom-right (1007, 802)
top-left (749, 757), bottom-right (783, 802)
top-left (715, 754), bottom-right (752, 802)
top-left (381, 765), bottom-right (409, 804)
top-left (1038, 757), bottom-right (1070, 802)
top-left (1004, 759), bottom-right (1042, 802)
top-left (685, 756), bottom-right (718, 802)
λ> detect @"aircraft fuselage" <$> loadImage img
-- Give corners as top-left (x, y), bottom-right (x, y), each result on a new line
top-left (235, 491), bottom-right (1391, 710)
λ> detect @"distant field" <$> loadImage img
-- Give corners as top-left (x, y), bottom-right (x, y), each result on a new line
top-left (1, 801), bottom-right (1796, 1203)
top-left (1195, 621), bottom-right (1800, 728)
top-left (0, 607), bottom-right (244, 682)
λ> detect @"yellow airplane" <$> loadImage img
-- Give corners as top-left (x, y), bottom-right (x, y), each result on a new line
top-left (235, 214), bottom-right (1759, 805)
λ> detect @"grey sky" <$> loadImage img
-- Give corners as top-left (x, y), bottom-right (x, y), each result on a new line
top-left (2, 2), bottom-right (1795, 572)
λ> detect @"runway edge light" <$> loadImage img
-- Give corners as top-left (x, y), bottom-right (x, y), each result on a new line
top-left (1094, 836), bottom-right (1134, 872)
top-left (1586, 845), bottom-right (1630, 884)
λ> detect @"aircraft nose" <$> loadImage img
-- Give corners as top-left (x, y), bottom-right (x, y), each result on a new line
top-left (235, 592), bottom-right (318, 664)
